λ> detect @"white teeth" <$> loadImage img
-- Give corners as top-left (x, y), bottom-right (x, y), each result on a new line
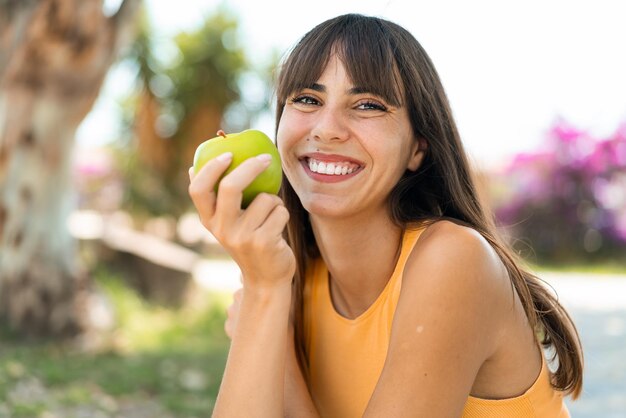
top-left (307, 158), bottom-right (359, 175)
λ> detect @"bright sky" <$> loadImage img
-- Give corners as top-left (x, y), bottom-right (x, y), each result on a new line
top-left (79, 0), bottom-right (626, 167)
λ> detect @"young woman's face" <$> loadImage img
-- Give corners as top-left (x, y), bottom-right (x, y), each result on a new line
top-left (277, 55), bottom-right (424, 219)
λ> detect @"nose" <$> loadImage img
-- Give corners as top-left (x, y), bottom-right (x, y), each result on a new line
top-left (310, 106), bottom-right (349, 143)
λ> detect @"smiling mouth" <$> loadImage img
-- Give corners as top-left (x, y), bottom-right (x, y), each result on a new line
top-left (305, 157), bottom-right (362, 176)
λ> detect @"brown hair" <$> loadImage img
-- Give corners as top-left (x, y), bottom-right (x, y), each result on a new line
top-left (275, 14), bottom-right (583, 398)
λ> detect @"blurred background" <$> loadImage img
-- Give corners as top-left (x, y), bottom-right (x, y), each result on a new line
top-left (1, 0), bottom-right (624, 416)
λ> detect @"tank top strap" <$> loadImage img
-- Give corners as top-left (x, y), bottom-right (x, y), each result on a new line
top-left (397, 226), bottom-right (427, 270)
top-left (388, 226), bottom-right (428, 298)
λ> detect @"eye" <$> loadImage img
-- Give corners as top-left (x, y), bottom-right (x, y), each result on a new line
top-left (290, 95), bottom-right (320, 106)
top-left (356, 100), bottom-right (388, 111)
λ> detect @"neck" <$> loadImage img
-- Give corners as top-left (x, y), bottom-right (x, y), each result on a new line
top-left (310, 212), bottom-right (404, 318)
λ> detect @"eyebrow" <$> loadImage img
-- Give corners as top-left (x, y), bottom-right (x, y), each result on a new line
top-left (307, 83), bottom-right (374, 96)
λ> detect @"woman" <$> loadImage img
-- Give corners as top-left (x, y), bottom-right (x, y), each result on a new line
top-left (189, 13), bottom-right (583, 417)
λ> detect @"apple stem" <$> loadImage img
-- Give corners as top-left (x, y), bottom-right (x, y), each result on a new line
top-left (216, 130), bottom-right (227, 138)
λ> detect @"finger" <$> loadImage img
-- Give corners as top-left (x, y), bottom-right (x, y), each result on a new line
top-left (227, 302), bottom-right (238, 318)
top-left (238, 193), bottom-right (283, 231)
top-left (233, 287), bottom-right (243, 302)
top-left (224, 318), bottom-right (233, 339)
top-left (189, 186), bottom-right (218, 226)
top-left (255, 204), bottom-right (290, 238)
top-left (193, 151), bottom-right (234, 184)
top-left (215, 154), bottom-right (273, 221)
top-left (188, 152), bottom-right (233, 218)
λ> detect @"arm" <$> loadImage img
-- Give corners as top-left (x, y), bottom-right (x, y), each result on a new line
top-left (217, 284), bottom-right (292, 417)
top-left (284, 327), bottom-right (321, 418)
top-left (189, 153), bottom-right (295, 417)
top-left (225, 288), bottom-right (321, 418)
top-left (364, 221), bottom-right (509, 417)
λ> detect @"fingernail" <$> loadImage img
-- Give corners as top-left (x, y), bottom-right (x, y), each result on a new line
top-left (217, 152), bottom-right (233, 162)
top-left (256, 153), bottom-right (272, 163)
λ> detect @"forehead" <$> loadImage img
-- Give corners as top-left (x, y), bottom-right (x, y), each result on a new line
top-left (278, 26), bottom-right (406, 106)
top-left (298, 50), bottom-right (404, 106)
top-left (315, 56), bottom-right (350, 84)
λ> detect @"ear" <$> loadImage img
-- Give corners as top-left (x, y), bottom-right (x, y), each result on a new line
top-left (407, 139), bottom-right (427, 171)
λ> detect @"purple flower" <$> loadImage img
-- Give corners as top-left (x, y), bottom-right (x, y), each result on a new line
top-left (493, 118), bottom-right (626, 257)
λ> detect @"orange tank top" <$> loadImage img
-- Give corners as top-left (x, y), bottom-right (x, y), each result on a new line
top-left (303, 227), bottom-right (571, 418)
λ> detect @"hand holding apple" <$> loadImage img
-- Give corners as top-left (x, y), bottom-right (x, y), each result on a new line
top-left (193, 129), bottom-right (282, 207)
top-left (189, 128), bottom-right (295, 288)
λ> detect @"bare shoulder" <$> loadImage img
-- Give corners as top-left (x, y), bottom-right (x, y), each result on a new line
top-left (416, 220), bottom-right (501, 264)
top-left (365, 221), bottom-right (517, 415)
top-left (408, 220), bottom-right (510, 298)
top-left (401, 220), bottom-right (515, 345)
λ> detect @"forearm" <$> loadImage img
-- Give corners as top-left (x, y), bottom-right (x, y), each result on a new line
top-left (284, 329), bottom-right (320, 418)
top-left (213, 283), bottom-right (292, 418)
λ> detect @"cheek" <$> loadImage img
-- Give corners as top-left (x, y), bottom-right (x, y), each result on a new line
top-left (276, 115), bottom-right (291, 157)
top-left (276, 109), bottom-right (310, 154)
top-left (276, 124), bottom-right (287, 155)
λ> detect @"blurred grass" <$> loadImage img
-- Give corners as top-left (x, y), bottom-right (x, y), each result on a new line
top-left (2, 260), bottom-right (623, 417)
top-left (0, 266), bottom-right (231, 417)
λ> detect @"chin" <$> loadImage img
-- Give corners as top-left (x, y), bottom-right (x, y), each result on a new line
top-left (300, 196), bottom-right (359, 220)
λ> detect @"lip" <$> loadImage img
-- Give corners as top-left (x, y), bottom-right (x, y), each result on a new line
top-left (300, 152), bottom-right (365, 166)
top-left (298, 152), bottom-right (364, 183)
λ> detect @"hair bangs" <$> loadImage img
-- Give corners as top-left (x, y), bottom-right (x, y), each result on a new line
top-left (277, 14), bottom-right (404, 109)
top-left (338, 20), bottom-right (404, 107)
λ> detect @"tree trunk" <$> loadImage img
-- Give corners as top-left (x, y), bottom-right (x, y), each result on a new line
top-left (0, 0), bottom-right (141, 336)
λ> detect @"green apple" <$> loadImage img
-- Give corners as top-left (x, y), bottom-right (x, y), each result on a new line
top-left (193, 129), bottom-right (282, 208)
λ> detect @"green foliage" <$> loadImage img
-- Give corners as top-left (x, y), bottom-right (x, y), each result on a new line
top-left (0, 266), bottom-right (231, 416)
top-left (170, 13), bottom-right (246, 112)
top-left (118, 5), bottom-right (273, 218)
top-left (115, 147), bottom-right (187, 216)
